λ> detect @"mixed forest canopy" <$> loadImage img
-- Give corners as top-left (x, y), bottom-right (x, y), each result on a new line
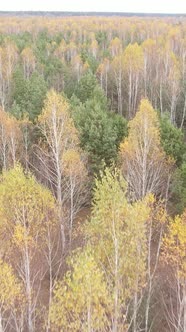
top-left (0, 14), bottom-right (185, 332)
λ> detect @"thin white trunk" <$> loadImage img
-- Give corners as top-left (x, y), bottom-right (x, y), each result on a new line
top-left (183, 282), bottom-right (186, 332)
top-left (25, 245), bottom-right (34, 332)
top-left (113, 237), bottom-right (119, 332)
top-left (180, 95), bottom-right (186, 129)
top-left (128, 71), bottom-right (132, 119)
top-left (133, 288), bottom-right (138, 332)
top-left (0, 313), bottom-right (3, 332)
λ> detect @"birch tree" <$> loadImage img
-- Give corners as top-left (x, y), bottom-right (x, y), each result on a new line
top-left (50, 247), bottom-right (110, 332)
top-left (0, 107), bottom-right (22, 170)
top-left (86, 168), bottom-right (149, 331)
top-left (0, 260), bottom-right (24, 332)
top-left (0, 165), bottom-right (57, 332)
top-left (120, 99), bottom-right (174, 201)
top-left (162, 210), bottom-right (186, 332)
top-left (123, 43), bottom-right (144, 118)
top-left (37, 89), bottom-right (86, 250)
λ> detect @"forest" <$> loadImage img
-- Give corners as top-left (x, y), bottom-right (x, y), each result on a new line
top-left (0, 14), bottom-right (185, 332)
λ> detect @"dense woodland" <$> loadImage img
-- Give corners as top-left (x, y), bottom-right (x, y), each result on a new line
top-left (0, 15), bottom-right (185, 332)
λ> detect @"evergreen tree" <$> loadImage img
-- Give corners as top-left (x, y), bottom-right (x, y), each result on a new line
top-left (11, 68), bottom-right (47, 120)
top-left (160, 113), bottom-right (186, 166)
top-left (72, 86), bottom-right (127, 173)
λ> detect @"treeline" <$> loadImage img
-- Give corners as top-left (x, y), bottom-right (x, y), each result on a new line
top-left (1, 12), bottom-right (185, 17)
top-left (0, 16), bottom-right (185, 332)
top-left (0, 16), bottom-right (185, 125)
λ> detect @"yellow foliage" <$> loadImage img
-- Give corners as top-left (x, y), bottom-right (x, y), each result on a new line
top-left (163, 210), bottom-right (186, 281)
top-left (119, 99), bottom-right (174, 199)
top-left (62, 149), bottom-right (87, 178)
top-left (50, 247), bottom-right (110, 331)
top-left (123, 43), bottom-right (144, 72)
top-left (0, 164), bottom-right (57, 252)
top-left (38, 89), bottom-right (79, 146)
top-left (0, 107), bottom-right (23, 168)
top-left (86, 168), bottom-right (149, 320)
top-left (0, 259), bottom-right (23, 308)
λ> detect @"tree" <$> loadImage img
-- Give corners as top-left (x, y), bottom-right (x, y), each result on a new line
top-left (21, 47), bottom-right (36, 80)
top-left (62, 149), bottom-right (88, 245)
top-left (27, 72), bottom-right (48, 120)
top-left (0, 260), bottom-right (24, 332)
top-left (85, 168), bottom-right (149, 331)
top-left (109, 37), bottom-right (122, 57)
top-left (166, 52), bottom-right (181, 124)
top-left (162, 211), bottom-right (186, 332)
top-left (72, 54), bottom-right (83, 82)
top-left (50, 247), bottom-right (110, 332)
top-left (123, 43), bottom-right (144, 118)
top-left (111, 54), bottom-right (124, 115)
top-left (171, 162), bottom-right (186, 214)
top-left (142, 196), bottom-right (168, 332)
top-left (96, 58), bottom-right (110, 96)
top-left (11, 68), bottom-right (47, 121)
top-left (74, 71), bottom-right (97, 103)
top-left (90, 39), bottom-right (99, 59)
top-left (38, 89), bottom-right (86, 250)
top-left (0, 107), bottom-right (22, 170)
top-left (0, 41), bottom-right (18, 108)
top-left (160, 113), bottom-right (186, 167)
top-left (142, 38), bottom-right (157, 99)
top-left (120, 99), bottom-right (174, 201)
top-left (0, 165), bottom-right (57, 332)
top-left (73, 86), bottom-right (128, 174)
top-left (0, 46), bottom-right (8, 108)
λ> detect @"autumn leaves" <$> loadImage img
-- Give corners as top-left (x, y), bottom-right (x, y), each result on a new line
top-left (120, 99), bottom-right (174, 200)
top-left (0, 91), bottom-right (88, 331)
top-left (0, 93), bottom-right (185, 331)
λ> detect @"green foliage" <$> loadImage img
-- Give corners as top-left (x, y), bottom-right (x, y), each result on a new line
top-left (11, 67), bottom-right (47, 120)
top-left (72, 86), bottom-right (128, 173)
top-left (35, 30), bottom-right (51, 53)
top-left (112, 111), bottom-right (128, 147)
top-left (10, 31), bottom-right (33, 52)
top-left (9, 102), bottom-right (22, 119)
top-left (171, 162), bottom-right (186, 214)
top-left (95, 31), bottom-right (108, 47)
top-left (11, 67), bottom-right (27, 106)
top-left (80, 50), bottom-right (99, 73)
top-left (42, 56), bottom-right (65, 88)
top-left (0, 33), bottom-right (4, 45)
top-left (160, 113), bottom-right (186, 166)
top-left (74, 71), bottom-right (98, 103)
top-left (28, 72), bottom-right (48, 119)
top-left (159, 113), bottom-right (186, 213)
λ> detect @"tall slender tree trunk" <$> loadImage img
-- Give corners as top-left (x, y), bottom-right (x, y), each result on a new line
top-left (128, 71), bottom-right (132, 119)
top-left (144, 57), bottom-right (147, 98)
top-left (145, 221), bottom-right (152, 332)
top-left (183, 281), bottom-right (186, 332)
top-left (118, 69), bottom-right (122, 115)
top-left (25, 246), bottom-right (34, 332)
top-left (105, 70), bottom-right (108, 97)
top-left (56, 158), bottom-right (65, 251)
top-left (69, 177), bottom-right (75, 247)
top-left (46, 234), bottom-right (53, 332)
top-left (0, 313), bottom-right (3, 332)
top-left (113, 237), bottom-right (119, 332)
top-left (133, 289), bottom-right (138, 332)
top-left (87, 302), bottom-right (92, 332)
top-left (180, 94), bottom-right (186, 129)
